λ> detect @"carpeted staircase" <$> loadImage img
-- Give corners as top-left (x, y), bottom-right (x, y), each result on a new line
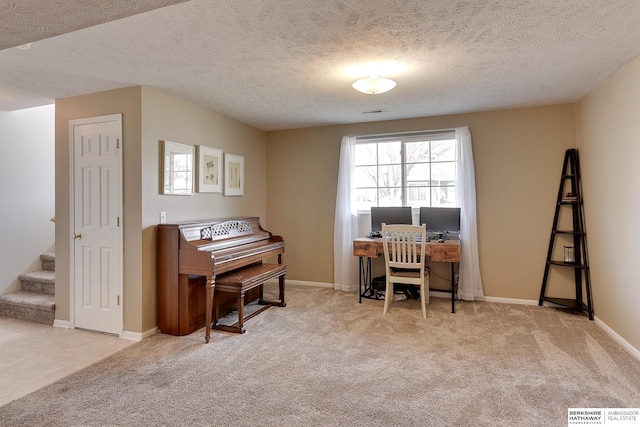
top-left (0, 253), bottom-right (55, 325)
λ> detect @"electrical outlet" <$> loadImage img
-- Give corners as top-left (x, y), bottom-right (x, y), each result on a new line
top-left (160, 212), bottom-right (167, 224)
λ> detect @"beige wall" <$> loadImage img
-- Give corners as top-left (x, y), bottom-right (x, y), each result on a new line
top-left (266, 104), bottom-right (576, 299)
top-left (576, 55), bottom-right (640, 351)
top-left (55, 87), bottom-right (142, 327)
top-left (55, 86), bottom-right (267, 334)
top-left (140, 87), bottom-right (267, 332)
top-left (0, 105), bottom-right (55, 295)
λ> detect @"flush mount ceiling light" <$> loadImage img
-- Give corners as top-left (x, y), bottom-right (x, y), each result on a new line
top-left (352, 75), bottom-right (396, 94)
top-left (16, 43), bottom-right (33, 50)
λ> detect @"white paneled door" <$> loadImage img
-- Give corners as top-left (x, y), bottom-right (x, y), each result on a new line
top-left (71, 114), bottom-right (123, 335)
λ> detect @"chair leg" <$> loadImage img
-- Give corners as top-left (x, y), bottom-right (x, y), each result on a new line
top-left (383, 279), bottom-right (392, 315)
top-left (420, 282), bottom-right (427, 319)
top-left (425, 275), bottom-right (430, 305)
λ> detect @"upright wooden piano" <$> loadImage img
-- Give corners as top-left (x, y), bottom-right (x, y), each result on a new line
top-left (157, 217), bottom-right (285, 342)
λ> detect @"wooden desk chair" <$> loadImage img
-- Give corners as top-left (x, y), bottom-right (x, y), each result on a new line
top-left (381, 223), bottom-right (429, 318)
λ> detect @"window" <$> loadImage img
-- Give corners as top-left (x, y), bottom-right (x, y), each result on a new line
top-left (354, 131), bottom-right (457, 211)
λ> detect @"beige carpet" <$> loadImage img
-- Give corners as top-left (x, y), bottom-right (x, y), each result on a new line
top-left (1, 285), bottom-right (639, 426)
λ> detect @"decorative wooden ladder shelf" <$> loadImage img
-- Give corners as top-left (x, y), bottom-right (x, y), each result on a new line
top-left (538, 148), bottom-right (593, 320)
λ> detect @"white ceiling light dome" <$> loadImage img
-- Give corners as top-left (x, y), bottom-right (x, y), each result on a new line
top-left (352, 75), bottom-right (396, 94)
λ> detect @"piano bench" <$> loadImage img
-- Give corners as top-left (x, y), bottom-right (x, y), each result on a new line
top-left (212, 263), bottom-right (286, 334)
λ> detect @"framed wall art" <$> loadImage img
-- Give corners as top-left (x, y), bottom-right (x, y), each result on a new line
top-left (197, 145), bottom-right (223, 193)
top-left (162, 140), bottom-right (194, 195)
top-left (223, 153), bottom-right (244, 196)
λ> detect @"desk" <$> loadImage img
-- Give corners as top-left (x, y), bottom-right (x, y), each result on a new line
top-left (353, 237), bottom-right (461, 313)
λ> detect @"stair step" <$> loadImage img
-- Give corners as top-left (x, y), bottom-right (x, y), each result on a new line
top-left (0, 291), bottom-right (55, 325)
top-left (19, 270), bottom-right (55, 295)
top-left (0, 252), bottom-right (57, 325)
top-left (41, 252), bottom-right (55, 271)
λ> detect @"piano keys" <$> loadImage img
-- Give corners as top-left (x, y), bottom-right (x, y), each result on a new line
top-left (157, 217), bottom-right (285, 339)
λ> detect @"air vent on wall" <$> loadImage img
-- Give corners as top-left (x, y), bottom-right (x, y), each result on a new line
top-left (362, 109), bottom-right (384, 114)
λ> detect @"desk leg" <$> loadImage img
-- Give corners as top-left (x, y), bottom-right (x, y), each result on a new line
top-left (358, 256), bottom-right (372, 303)
top-left (450, 263), bottom-right (456, 314)
top-left (358, 257), bottom-right (361, 303)
top-left (358, 256), bottom-right (364, 303)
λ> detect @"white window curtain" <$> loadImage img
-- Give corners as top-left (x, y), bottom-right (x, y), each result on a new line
top-left (333, 128), bottom-right (484, 298)
top-left (455, 126), bottom-right (484, 300)
top-left (333, 135), bottom-right (359, 292)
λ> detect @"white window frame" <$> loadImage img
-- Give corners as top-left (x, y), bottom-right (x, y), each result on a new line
top-left (354, 130), bottom-right (458, 213)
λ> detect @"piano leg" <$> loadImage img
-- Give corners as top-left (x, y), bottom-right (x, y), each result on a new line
top-left (237, 291), bottom-right (246, 333)
top-left (205, 276), bottom-right (215, 343)
top-left (276, 254), bottom-right (286, 307)
top-left (278, 274), bottom-right (286, 307)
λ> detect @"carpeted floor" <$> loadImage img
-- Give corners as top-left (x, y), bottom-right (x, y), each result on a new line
top-left (1, 284), bottom-right (639, 426)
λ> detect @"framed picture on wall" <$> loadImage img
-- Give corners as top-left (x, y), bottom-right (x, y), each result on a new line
top-left (223, 153), bottom-right (244, 196)
top-left (197, 145), bottom-right (223, 193)
top-left (162, 140), bottom-right (194, 195)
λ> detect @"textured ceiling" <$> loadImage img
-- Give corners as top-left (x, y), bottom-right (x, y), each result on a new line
top-left (2, 0), bottom-right (640, 131)
top-left (0, 0), bottom-right (190, 49)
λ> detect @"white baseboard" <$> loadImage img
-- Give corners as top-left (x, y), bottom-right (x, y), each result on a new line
top-left (269, 279), bottom-right (334, 288)
top-left (54, 319), bottom-right (155, 342)
top-left (594, 316), bottom-right (640, 361)
top-left (426, 290), bottom-right (450, 300)
top-left (476, 295), bottom-right (540, 306)
top-left (122, 327), bottom-right (157, 342)
top-left (53, 319), bottom-right (71, 329)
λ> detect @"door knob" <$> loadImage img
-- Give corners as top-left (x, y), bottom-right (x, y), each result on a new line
top-left (73, 233), bottom-right (82, 240)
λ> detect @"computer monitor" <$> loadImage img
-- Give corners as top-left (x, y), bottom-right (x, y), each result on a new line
top-left (419, 207), bottom-right (461, 236)
top-left (370, 206), bottom-right (413, 232)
